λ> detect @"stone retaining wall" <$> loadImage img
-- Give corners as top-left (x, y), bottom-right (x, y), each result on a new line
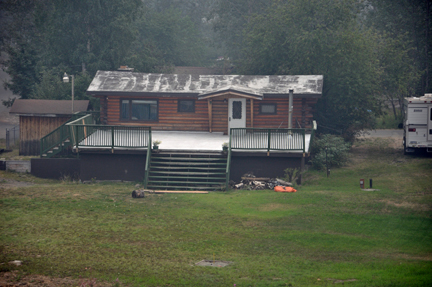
top-left (5, 160), bottom-right (31, 173)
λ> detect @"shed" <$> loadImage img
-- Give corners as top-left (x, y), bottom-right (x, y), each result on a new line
top-left (9, 99), bottom-right (89, 155)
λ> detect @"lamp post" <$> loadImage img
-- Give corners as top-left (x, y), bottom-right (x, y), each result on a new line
top-left (63, 72), bottom-right (74, 113)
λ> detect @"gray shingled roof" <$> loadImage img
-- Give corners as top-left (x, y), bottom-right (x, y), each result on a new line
top-left (86, 71), bottom-right (323, 98)
top-left (9, 99), bottom-right (89, 116)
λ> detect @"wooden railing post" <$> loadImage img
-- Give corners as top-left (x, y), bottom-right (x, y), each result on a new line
top-left (75, 125), bottom-right (79, 158)
top-left (225, 128), bottom-right (232, 191)
top-left (267, 129), bottom-right (271, 154)
top-left (144, 127), bottom-right (152, 188)
top-left (60, 126), bottom-right (64, 153)
top-left (111, 126), bottom-right (115, 151)
top-left (303, 129), bottom-right (306, 153)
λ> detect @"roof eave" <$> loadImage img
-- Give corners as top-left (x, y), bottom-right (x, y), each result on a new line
top-left (197, 90), bottom-right (263, 100)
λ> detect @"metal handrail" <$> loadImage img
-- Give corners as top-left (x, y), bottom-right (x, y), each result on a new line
top-left (225, 130), bottom-right (232, 191)
top-left (144, 128), bottom-right (152, 188)
top-left (230, 128), bottom-right (308, 152)
top-left (40, 112), bottom-right (95, 157)
top-left (69, 125), bottom-right (151, 149)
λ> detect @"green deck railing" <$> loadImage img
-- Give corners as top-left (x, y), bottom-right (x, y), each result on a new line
top-left (40, 112), bottom-right (95, 157)
top-left (143, 130), bottom-right (152, 188)
top-left (225, 132), bottom-right (232, 190)
top-left (70, 125), bottom-right (151, 149)
top-left (230, 128), bottom-right (309, 153)
top-left (67, 114), bottom-right (95, 149)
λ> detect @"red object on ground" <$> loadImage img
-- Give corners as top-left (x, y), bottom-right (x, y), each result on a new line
top-left (274, 186), bottom-right (297, 192)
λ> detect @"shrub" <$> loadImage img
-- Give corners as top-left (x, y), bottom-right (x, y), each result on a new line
top-left (310, 134), bottom-right (351, 170)
top-left (283, 168), bottom-right (300, 183)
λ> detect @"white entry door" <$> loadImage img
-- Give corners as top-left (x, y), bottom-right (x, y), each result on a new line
top-left (228, 98), bottom-right (246, 133)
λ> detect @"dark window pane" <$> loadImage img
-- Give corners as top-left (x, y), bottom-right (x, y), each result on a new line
top-left (121, 100), bottom-right (129, 119)
top-left (178, 100), bottom-right (195, 112)
top-left (260, 104), bottom-right (276, 114)
top-left (232, 101), bottom-right (242, 119)
top-left (130, 100), bottom-right (158, 120)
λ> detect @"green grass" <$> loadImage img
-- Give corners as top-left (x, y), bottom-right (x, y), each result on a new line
top-left (375, 109), bottom-right (403, 129)
top-left (0, 138), bottom-right (36, 160)
top-left (1, 138), bottom-right (431, 286)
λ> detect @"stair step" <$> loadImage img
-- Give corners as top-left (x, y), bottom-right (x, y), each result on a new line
top-left (53, 147), bottom-right (59, 150)
top-left (147, 185), bottom-right (224, 190)
top-left (151, 161), bottom-right (226, 166)
top-left (150, 166), bottom-right (225, 171)
top-left (151, 156), bottom-right (226, 161)
top-left (154, 152), bottom-right (225, 156)
top-left (148, 180), bottom-right (225, 185)
top-left (149, 171), bottom-right (225, 176)
top-left (149, 175), bottom-right (226, 180)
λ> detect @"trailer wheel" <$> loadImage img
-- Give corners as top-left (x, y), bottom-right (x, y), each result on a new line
top-left (403, 137), bottom-right (409, 155)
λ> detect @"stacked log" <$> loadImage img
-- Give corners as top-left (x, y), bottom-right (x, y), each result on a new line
top-left (232, 174), bottom-right (292, 190)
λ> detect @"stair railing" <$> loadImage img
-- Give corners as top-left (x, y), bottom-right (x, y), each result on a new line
top-left (66, 114), bottom-right (95, 151)
top-left (40, 112), bottom-right (94, 157)
top-left (144, 127), bottom-right (152, 188)
top-left (225, 129), bottom-right (233, 191)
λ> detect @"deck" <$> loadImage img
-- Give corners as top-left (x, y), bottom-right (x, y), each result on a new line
top-left (76, 129), bottom-right (312, 153)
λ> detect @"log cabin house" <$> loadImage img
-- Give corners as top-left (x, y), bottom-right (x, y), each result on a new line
top-left (88, 71), bottom-right (322, 132)
top-left (9, 99), bottom-right (89, 155)
top-left (32, 71), bottom-right (323, 190)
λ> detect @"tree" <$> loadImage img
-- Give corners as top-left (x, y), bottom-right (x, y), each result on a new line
top-left (209, 0), bottom-right (269, 63)
top-left (1, 0), bottom-right (207, 105)
top-left (377, 34), bottom-right (419, 120)
top-left (129, 7), bottom-right (205, 70)
top-left (239, 0), bottom-right (383, 139)
top-left (1, 41), bottom-right (39, 99)
top-left (367, 0), bottom-right (432, 95)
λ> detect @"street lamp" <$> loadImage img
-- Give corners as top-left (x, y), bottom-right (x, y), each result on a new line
top-left (63, 72), bottom-right (74, 113)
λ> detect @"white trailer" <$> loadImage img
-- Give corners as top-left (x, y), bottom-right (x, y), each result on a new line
top-left (403, 94), bottom-right (432, 154)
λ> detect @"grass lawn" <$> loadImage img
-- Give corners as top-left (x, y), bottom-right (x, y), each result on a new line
top-left (0, 138), bottom-right (431, 286)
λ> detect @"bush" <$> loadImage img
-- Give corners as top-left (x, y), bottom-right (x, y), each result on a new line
top-left (310, 134), bottom-right (351, 170)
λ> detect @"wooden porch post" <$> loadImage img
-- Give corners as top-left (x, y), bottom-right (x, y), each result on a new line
top-left (207, 99), bottom-right (213, 132)
top-left (250, 99), bottom-right (254, 128)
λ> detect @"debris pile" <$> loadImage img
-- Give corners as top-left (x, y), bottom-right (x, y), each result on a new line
top-left (231, 173), bottom-right (292, 190)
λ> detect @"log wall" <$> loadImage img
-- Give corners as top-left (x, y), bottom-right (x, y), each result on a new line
top-left (105, 96), bottom-right (209, 131)
top-left (252, 97), bottom-right (317, 129)
top-left (19, 116), bottom-right (70, 155)
top-left (101, 95), bottom-right (318, 132)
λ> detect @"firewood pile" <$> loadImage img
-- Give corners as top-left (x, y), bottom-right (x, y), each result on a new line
top-left (231, 173), bottom-right (292, 190)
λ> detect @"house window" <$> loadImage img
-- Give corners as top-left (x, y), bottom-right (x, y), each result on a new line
top-left (260, 103), bottom-right (277, 114)
top-left (121, 99), bottom-right (158, 121)
top-left (178, 100), bottom-right (195, 113)
top-left (232, 101), bottom-right (242, 119)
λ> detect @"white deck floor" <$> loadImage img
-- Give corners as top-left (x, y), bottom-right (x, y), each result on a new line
top-left (78, 130), bottom-right (311, 153)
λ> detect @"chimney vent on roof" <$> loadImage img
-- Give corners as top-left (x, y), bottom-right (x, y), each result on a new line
top-left (118, 66), bottom-right (134, 72)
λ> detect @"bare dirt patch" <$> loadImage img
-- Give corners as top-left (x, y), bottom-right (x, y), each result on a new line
top-left (379, 200), bottom-right (431, 212)
top-left (0, 270), bottom-right (114, 287)
top-left (0, 178), bottom-right (34, 189)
